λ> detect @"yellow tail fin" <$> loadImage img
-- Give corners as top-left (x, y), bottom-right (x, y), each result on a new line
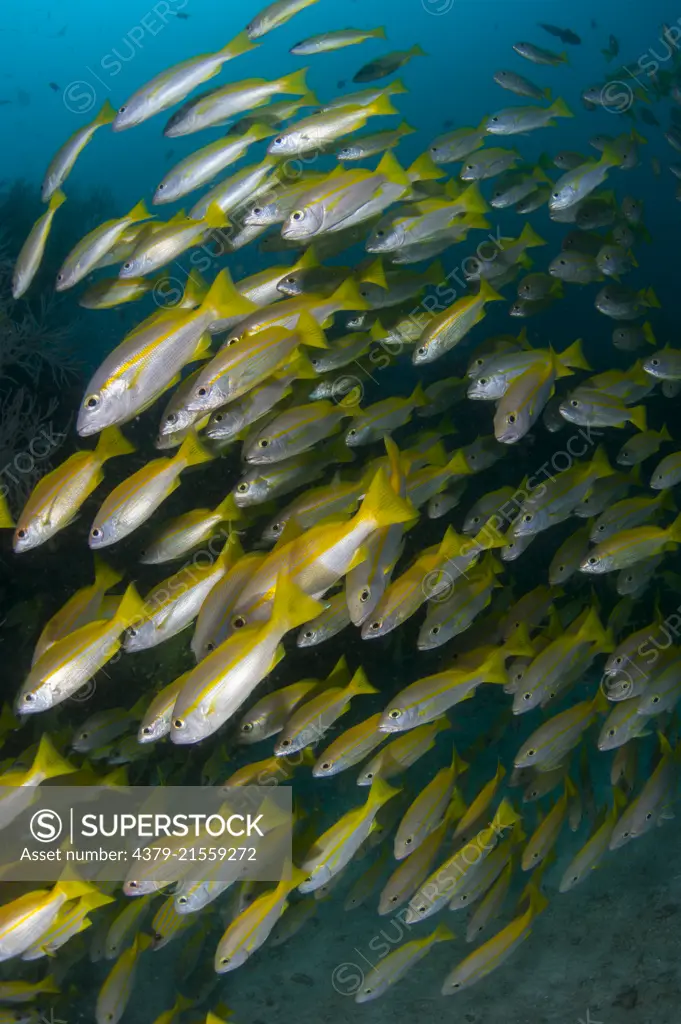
top-left (93, 557), bottom-right (124, 594)
top-left (94, 426), bottom-right (136, 463)
top-left (32, 735), bottom-right (77, 781)
top-left (270, 568), bottom-right (325, 633)
top-left (279, 67), bottom-right (309, 95)
top-left (175, 432), bottom-right (214, 469)
top-left (359, 468), bottom-right (417, 528)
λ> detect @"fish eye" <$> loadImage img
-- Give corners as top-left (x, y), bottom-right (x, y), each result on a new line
top-left (388, 709), bottom-right (401, 719)
top-left (570, 399), bottom-right (580, 408)
top-left (557, 564), bottom-right (565, 573)
top-left (523, 514), bottom-right (533, 522)
top-left (526, 748), bottom-right (537, 757)
top-left (646, 812), bottom-right (653, 820)
top-left (321, 762), bottom-right (332, 771)
top-left (237, 483), bottom-right (248, 493)
top-left (206, 642), bottom-right (215, 652)
top-left (177, 896), bottom-right (188, 905)
top-left (123, 261), bottom-right (133, 271)
top-left (219, 957), bottom-right (230, 966)
top-left (214, 413), bottom-right (224, 422)
top-left (652, 696), bottom-right (660, 704)
top-left (157, 183), bottom-right (166, 191)
top-left (90, 527), bottom-right (102, 540)
top-left (141, 726), bottom-right (152, 736)
top-left (491, 117), bottom-right (498, 122)
top-left (173, 718), bottom-right (185, 729)
top-left (197, 387), bottom-right (208, 397)
top-left (507, 414), bottom-right (516, 424)
top-left (85, 394), bottom-right (100, 409)
top-left (128, 627), bottom-right (138, 638)
top-left (365, 771), bottom-right (374, 780)
top-left (608, 729), bottom-right (615, 737)
top-left (16, 528), bottom-right (26, 539)
top-left (233, 616), bottom-right (246, 629)
top-left (258, 438), bottom-right (270, 448)
top-left (274, 137), bottom-right (283, 145)
top-left (303, 630), bottom-right (314, 639)
top-left (23, 693), bottom-right (37, 703)
top-left (165, 412), bottom-right (177, 425)
top-left (552, 192), bottom-right (559, 199)
top-left (376, 229), bottom-right (385, 237)
top-left (478, 378), bottom-right (488, 385)
top-left (588, 557), bottom-right (598, 565)
top-left (227, 337), bottom-right (239, 346)
top-left (118, 105), bottom-right (127, 114)
top-left (348, 428), bottom-right (357, 437)
top-left (359, 588), bottom-right (370, 602)
top-left (417, 346), bottom-right (427, 356)
top-left (651, 358), bottom-right (660, 366)
top-left (241, 722), bottom-right (254, 733)
top-left (431, 626), bottom-right (440, 636)
top-left (291, 209), bottom-right (305, 221)
top-left (252, 206), bottom-right (263, 215)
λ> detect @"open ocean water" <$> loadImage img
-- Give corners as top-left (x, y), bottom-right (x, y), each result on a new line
top-left (2, 1), bottom-right (681, 1023)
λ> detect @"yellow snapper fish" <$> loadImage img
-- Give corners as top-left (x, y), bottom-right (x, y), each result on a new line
top-left (140, 496), bottom-right (241, 565)
top-left (112, 32), bottom-right (257, 130)
top-left (79, 272), bottom-right (171, 310)
top-left (184, 314), bottom-right (326, 418)
top-left (0, 976), bottom-right (61, 1002)
top-left (274, 666), bottom-right (378, 755)
top-left (453, 762), bottom-right (506, 841)
top-left (150, 996), bottom-right (194, 1024)
top-left (412, 280), bottom-right (505, 365)
top-left (30, 559), bottom-right (122, 666)
top-left (123, 540), bottom-right (242, 653)
top-left (609, 734), bottom-right (680, 850)
top-left (243, 398), bottom-right (357, 464)
top-left (42, 99), bottom-right (116, 199)
top-left (0, 878), bottom-right (98, 962)
top-left (14, 427), bottom-right (135, 552)
top-left (170, 571), bottom-right (323, 744)
top-left (56, 200), bottom-right (153, 290)
top-left (221, 747), bottom-right (314, 786)
top-left (355, 923), bottom-right (454, 1003)
top-left (0, 735), bottom-right (77, 830)
top-left (21, 889), bottom-right (115, 959)
top-left (191, 551), bottom-right (266, 659)
top-left (165, 67), bottom-right (310, 136)
top-left (377, 638), bottom-right (530, 732)
top-left (405, 799), bottom-right (520, 923)
top-left (236, 671), bottom-right (327, 744)
top-left (358, 718), bottom-right (451, 785)
top-left (153, 124), bottom-right (274, 204)
top-left (247, 0), bottom-right (321, 39)
top-left (267, 94), bottom-right (398, 156)
top-left (345, 384), bottom-right (427, 447)
top-left (514, 691), bottom-right (608, 771)
top-left (448, 828), bottom-right (519, 913)
top-left (12, 190), bottom-right (66, 299)
top-left (521, 779), bottom-right (577, 871)
top-left (580, 515), bottom-right (681, 574)
top-left (291, 27), bottom-right (386, 55)
top-left (269, 898), bottom-right (317, 945)
top-left (312, 712), bottom-right (387, 778)
top-left (360, 522), bottom-right (500, 640)
top-left (151, 896), bottom-right (192, 950)
top-left (281, 153), bottom-right (413, 239)
top-left (118, 204), bottom-right (230, 278)
top-left (76, 269), bottom-right (256, 436)
top-left (188, 155), bottom-right (284, 220)
top-left (71, 699), bottom-right (146, 753)
top-left (230, 466), bottom-right (416, 624)
top-left (379, 814), bottom-right (451, 914)
top-left (417, 554), bottom-right (503, 650)
top-left (89, 434), bottom-right (213, 548)
top-left (466, 857), bottom-right (514, 942)
top-left (298, 776), bottom-right (401, 892)
top-left (262, 464), bottom-right (374, 542)
top-left (393, 748), bottom-right (468, 858)
top-left (214, 868), bottom-right (307, 972)
top-left (95, 933), bottom-right (153, 1024)
top-left (137, 676), bottom-right (188, 745)
top-left (559, 791), bottom-right (627, 892)
top-left (441, 882), bottom-right (548, 994)
top-left (16, 585), bottom-right (145, 714)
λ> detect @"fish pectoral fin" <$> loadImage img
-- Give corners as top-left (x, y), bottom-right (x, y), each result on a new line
top-left (269, 643), bottom-right (287, 672)
top-left (347, 544), bottom-right (369, 572)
